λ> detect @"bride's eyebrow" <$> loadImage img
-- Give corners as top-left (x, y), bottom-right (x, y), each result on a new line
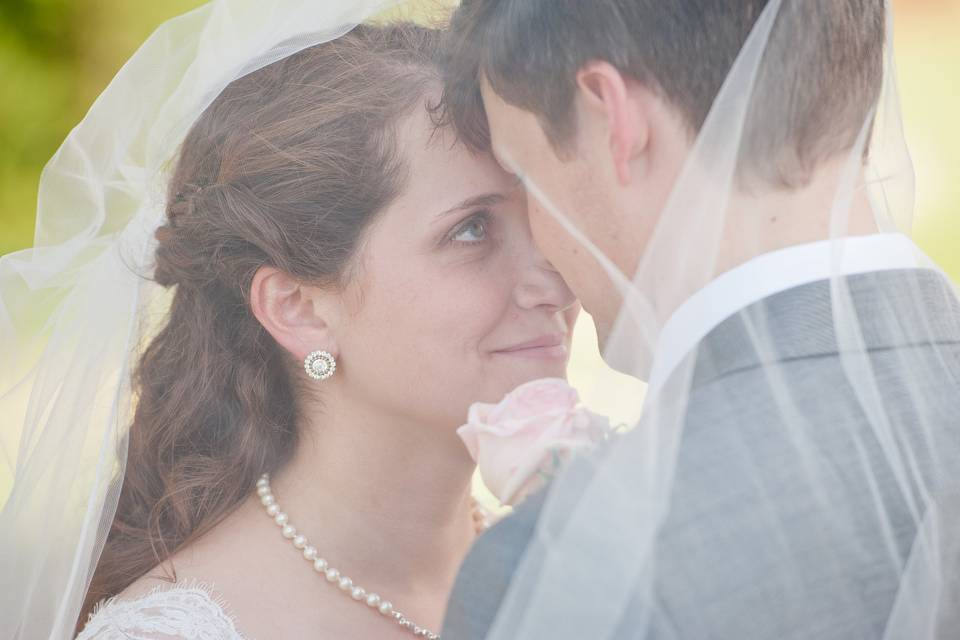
top-left (435, 192), bottom-right (506, 221)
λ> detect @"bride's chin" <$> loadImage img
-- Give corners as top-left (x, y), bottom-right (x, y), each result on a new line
top-left (491, 358), bottom-right (570, 388)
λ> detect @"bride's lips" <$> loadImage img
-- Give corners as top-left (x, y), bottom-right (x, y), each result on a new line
top-left (493, 334), bottom-right (569, 360)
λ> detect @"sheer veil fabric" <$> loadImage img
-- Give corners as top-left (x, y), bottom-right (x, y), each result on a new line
top-left (461, 0), bottom-right (960, 639)
top-left (0, 2), bottom-right (404, 637)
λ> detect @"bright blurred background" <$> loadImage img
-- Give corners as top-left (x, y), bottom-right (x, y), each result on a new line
top-left (0, 0), bottom-right (957, 429)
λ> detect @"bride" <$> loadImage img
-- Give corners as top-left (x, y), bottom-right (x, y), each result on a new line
top-left (2, 11), bottom-right (578, 640)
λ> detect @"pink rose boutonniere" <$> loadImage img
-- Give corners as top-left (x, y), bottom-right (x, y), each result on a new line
top-left (457, 378), bottom-right (612, 507)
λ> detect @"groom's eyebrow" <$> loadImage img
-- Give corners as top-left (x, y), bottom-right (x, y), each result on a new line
top-left (436, 193), bottom-right (507, 220)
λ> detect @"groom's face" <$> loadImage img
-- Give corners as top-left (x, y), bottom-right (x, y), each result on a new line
top-left (480, 77), bottom-right (648, 346)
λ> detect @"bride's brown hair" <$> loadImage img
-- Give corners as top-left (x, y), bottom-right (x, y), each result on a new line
top-left (78, 23), bottom-right (442, 633)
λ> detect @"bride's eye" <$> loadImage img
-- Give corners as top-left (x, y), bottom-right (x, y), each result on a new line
top-left (449, 211), bottom-right (490, 246)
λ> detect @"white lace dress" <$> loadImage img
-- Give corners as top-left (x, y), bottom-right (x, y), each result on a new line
top-left (76, 581), bottom-right (248, 640)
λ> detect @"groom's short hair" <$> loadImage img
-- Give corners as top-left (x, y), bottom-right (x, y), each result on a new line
top-left (440, 0), bottom-right (886, 188)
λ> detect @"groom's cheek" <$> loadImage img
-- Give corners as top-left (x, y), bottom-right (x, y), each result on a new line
top-left (528, 202), bottom-right (584, 288)
top-left (526, 197), bottom-right (561, 258)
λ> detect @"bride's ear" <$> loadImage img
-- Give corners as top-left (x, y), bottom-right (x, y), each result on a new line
top-left (575, 61), bottom-right (650, 186)
top-left (249, 265), bottom-right (339, 363)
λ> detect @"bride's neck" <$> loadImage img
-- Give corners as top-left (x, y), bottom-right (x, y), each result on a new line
top-left (265, 390), bottom-right (477, 593)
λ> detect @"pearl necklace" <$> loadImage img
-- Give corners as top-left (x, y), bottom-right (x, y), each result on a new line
top-left (256, 473), bottom-right (489, 639)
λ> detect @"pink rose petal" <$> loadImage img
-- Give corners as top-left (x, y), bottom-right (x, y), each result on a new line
top-left (458, 378), bottom-right (610, 505)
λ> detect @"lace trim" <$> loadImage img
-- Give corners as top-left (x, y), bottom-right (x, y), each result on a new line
top-left (79, 577), bottom-right (250, 639)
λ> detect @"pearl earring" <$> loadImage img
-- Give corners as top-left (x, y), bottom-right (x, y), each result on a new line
top-left (304, 350), bottom-right (337, 381)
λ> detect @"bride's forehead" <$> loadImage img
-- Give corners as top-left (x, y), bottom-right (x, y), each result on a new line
top-left (397, 108), bottom-right (501, 177)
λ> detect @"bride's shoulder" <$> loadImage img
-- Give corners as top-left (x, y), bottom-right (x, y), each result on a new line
top-left (77, 577), bottom-right (248, 640)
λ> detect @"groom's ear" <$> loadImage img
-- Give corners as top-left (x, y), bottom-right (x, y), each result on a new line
top-left (250, 265), bottom-right (339, 364)
top-left (575, 61), bottom-right (649, 186)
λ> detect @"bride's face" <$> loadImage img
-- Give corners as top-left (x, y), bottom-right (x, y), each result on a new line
top-left (332, 105), bottom-right (579, 430)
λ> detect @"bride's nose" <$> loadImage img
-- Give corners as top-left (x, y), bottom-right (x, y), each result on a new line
top-left (513, 245), bottom-right (577, 312)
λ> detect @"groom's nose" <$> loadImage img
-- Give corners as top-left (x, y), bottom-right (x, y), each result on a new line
top-left (513, 247), bottom-right (577, 313)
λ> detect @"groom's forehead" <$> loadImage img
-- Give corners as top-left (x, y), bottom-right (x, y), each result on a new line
top-left (479, 75), bottom-right (538, 136)
top-left (477, 75), bottom-right (508, 147)
top-left (478, 77), bottom-right (539, 166)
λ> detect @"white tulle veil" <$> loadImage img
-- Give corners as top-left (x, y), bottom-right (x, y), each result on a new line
top-left (0, 1), bottom-right (413, 637)
top-left (465, 0), bottom-right (960, 639)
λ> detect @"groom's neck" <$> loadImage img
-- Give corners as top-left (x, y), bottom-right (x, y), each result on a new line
top-left (714, 157), bottom-right (879, 277)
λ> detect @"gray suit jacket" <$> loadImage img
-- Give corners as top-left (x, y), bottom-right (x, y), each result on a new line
top-left (442, 269), bottom-right (960, 639)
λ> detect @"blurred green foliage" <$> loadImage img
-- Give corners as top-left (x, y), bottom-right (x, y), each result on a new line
top-left (0, 0), bottom-right (205, 255)
top-left (1, 0), bottom-right (77, 254)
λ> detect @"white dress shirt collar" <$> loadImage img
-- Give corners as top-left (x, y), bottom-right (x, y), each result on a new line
top-left (647, 233), bottom-right (939, 393)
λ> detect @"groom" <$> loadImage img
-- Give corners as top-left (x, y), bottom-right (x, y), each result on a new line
top-left (438, 1), bottom-right (960, 638)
